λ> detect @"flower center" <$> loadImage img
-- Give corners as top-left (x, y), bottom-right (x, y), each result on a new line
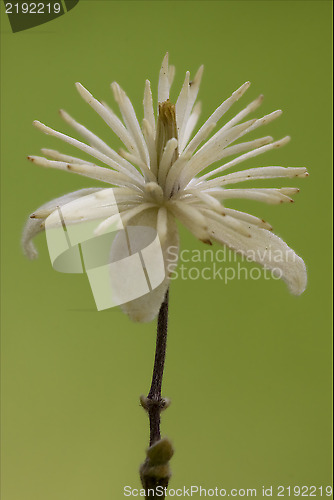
top-left (156, 100), bottom-right (179, 168)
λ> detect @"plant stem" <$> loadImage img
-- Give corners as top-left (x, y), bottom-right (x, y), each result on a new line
top-left (140, 289), bottom-right (173, 499)
top-left (147, 288), bottom-right (169, 445)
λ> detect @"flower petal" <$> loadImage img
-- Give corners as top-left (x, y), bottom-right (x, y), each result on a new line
top-left (110, 208), bottom-right (179, 322)
top-left (158, 52), bottom-right (170, 104)
top-left (180, 101), bottom-right (202, 153)
top-left (22, 188), bottom-right (102, 259)
top-left (143, 79), bottom-right (156, 135)
top-left (198, 136), bottom-right (291, 181)
top-left (59, 109), bottom-right (140, 179)
top-left (204, 166), bottom-right (308, 189)
top-left (205, 187), bottom-right (299, 204)
top-left (33, 120), bottom-right (143, 184)
top-left (75, 82), bottom-right (138, 155)
top-left (178, 66), bottom-right (204, 151)
top-left (111, 82), bottom-right (150, 166)
top-left (185, 81), bottom-right (251, 153)
top-left (208, 219), bottom-right (307, 295)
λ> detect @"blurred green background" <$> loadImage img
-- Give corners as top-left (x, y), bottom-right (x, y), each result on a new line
top-left (1, 1), bottom-right (332, 498)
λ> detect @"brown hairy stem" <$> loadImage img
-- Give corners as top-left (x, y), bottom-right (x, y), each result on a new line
top-left (140, 289), bottom-right (173, 499)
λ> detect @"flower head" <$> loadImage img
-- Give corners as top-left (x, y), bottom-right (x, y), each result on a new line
top-left (23, 53), bottom-right (307, 322)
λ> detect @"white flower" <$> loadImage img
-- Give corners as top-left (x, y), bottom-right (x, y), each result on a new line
top-left (23, 53), bottom-right (308, 322)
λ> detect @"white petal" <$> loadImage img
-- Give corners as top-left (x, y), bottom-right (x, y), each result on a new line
top-left (183, 65), bottom-right (203, 131)
top-left (157, 206), bottom-right (168, 243)
top-left (95, 203), bottom-right (156, 235)
top-left (158, 52), bottom-right (170, 104)
top-left (111, 208), bottom-right (180, 322)
top-left (195, 118), bottom-right (256, 157)
top-left (158, 137), bottom-right (178, 186)
top-left (168, 64), bottom-right (175, 88)
top-left (202, 208), bottom-right (252, 237)
top-left (198, 136), bottom-right (291, 181)
top-left (183, 121), bottom-right (216, 158)
top-left (204, 166), bottom-right (308, 188)
top-left (41, 149), bottom-right (95, 165)
top-left (59, 109), bottom-right (140, 179)
top-left (75, 82), bottom-right (138, 154)
top-left (207, 136), bottom-right (274, 163)
top-left (22, 188), bottom-right (102, 259)
top-left (208, 219), bottom-right (307, 295)
top-left (33, 121), bottom-right (143, 184)
top-left (111, 82), bottom-right (150, 166)
top-left (164, 153), bottom-right (192, 198)
top-left (219, 94), bottom-right (264, 132)
top-left (45, 193), bottom-right (126, 226)
top-left (118, 148), bottom-right (156, 182)
top-left (181, 121), bottom-right (259, 186)
top-left (185, 81), bottom-right (250, 154)
top-left (27, 155), bottom-right (138, 188)
top-left (179, 101), bottom-right (202, 153)
top-left (218, 207), bottom-right (272, 230)
top-left (143, 80), bottom-right (156, 135)
top-left (243, 110), bottom-right (282, 135)
top-left (169, 201), bottom-right (211, 244)
top-left (120, 203), bottom-right (157, 226)
top-left (142, 119), bottom-right (158, 177)
top-left (206, 187), bottom-right (299, 204)
top-left (175, 71), bottom-right (190, 136)
top-left (219, 110), bottom-right (282, 147)
top-left (186, 190), bottom-right (224, 212)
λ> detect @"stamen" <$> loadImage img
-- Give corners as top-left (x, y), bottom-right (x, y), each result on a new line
top-left (156, 100), bottom-right (179, 171)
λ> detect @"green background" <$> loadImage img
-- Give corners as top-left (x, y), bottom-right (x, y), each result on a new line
top-left (1, 1), bottom-right (332, 498)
